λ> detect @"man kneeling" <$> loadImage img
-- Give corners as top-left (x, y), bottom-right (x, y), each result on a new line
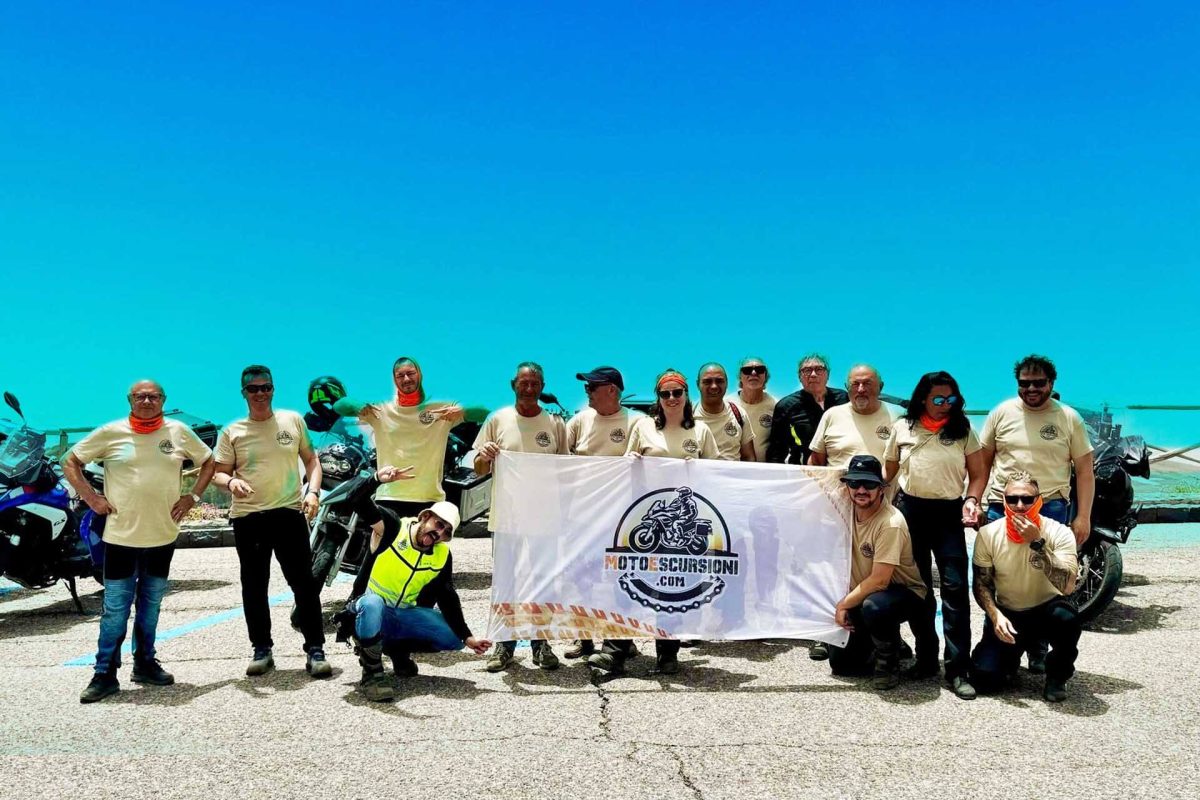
top-left (830, 455), bottom-right (938, 690)
top-left (971, 471), bottom-right (1080, 702)
top-left (350, 466), bottom-right (490, 702)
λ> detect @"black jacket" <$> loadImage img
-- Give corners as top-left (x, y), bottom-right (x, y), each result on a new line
top-left (765, 387), bottom-right (849, 464)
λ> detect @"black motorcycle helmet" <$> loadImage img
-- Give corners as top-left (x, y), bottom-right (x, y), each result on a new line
top-left (306, 376), bottom-right (347, 433)
top-left (319, 441), bottom-right (368, 488)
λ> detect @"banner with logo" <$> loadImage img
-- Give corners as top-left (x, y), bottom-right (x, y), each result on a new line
top-left (485, 452), bottom-right (853, 646)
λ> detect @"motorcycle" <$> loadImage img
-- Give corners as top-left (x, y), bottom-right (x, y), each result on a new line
top-left (0, 392), bottom-right (103, 611)
top-left (627, 499), bottom-right (713, 556)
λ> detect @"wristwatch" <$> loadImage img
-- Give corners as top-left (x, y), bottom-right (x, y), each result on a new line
top-left (189, 493), bottom-right (201, 503)
top-left (1029, 538), bottom-right (1045, 552)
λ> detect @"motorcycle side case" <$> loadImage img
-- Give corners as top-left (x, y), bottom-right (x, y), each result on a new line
top-left (443, 467), bottom-right (490, 523)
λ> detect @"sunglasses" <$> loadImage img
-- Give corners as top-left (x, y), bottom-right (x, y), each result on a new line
top-left (930, 395), bottom-right (960, 407)
top-left (585, 383), bottom-right (610, 393)
top-left (244, 384), bottom-right (274, 394)
top-left (844, 479), bottom-right (880, 490)
top-left (740, 366), bottom-right (766, 376)
top-left (1004, 494), bottom-right (1038, 506)
top-left (1017, 379), bottom-right (1049, 389)
top-left (657, 388), bottom-right (685, 399)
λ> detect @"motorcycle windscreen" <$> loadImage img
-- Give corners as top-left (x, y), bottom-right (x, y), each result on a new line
top-left (0, 426), bottom-right (45, 484)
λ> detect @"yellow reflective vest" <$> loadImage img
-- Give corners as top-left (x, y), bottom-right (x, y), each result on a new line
top-left (368, 519), bottom-right (451, 607)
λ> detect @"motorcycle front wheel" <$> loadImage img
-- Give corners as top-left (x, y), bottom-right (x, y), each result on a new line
top-left (1070, 539), bottom-right (1124, 625)
top-left (628, 523), bottom-right (660, 553)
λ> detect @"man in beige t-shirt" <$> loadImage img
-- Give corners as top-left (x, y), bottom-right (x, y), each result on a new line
top-left (971, 472), bottom-right (1081, 702)
top-left (829, 455), bottom-right (937, 691)
top-left (733, 357), bottom-right (775, 462)
top-left (809, 364), bottom-right (894, 468)
top-left (213, 365), bottom-right (330, 680)
top-left (692, 363), bottom-right (755, 462)
top-left (473, 361), bottom-right (568, 672)
top-left (64, 379), bottom-right (215, 703)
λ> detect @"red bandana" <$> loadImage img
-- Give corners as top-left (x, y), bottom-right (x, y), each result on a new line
top-left (1004, 496), bottom-right (1043, 544)
top-left (129, 414), bottom-right (165, 434)
top-left (396, 390), bottom-right (421, 407)
top-left (920, 414), bottom-right (948, 433)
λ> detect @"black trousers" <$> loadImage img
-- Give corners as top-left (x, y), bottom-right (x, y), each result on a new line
top-left (350, 500), bottom-right (429, 598)
top-left (894, 492), bottom-right (972, 679)
top-left (601, 639), bottom-right (680, 662)
top-left (232, 507), bottom-right (324, 651)
top-left (971, 597), bottom-right (1081, 690)
top-left (829, 585), bottom-right (937, 675)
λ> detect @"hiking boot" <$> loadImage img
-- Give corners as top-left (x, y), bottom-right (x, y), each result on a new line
top-left (390, 653), bottom-right (419, 678)
top-left (305, 647), bottom-right (332, 679)
top-left (902, 661), bottom-right (940, 681)
top-left (486, 644), bottom-right (514, 673)
top-left (246, 647), bottom-right (274, 677)
top-left (951, 676), bottom-right (978, 700)
top-left (809, 642), bottom-right (830, 661)
top-left (131, 659), bottom-right (175, 686)
top-left (1043, 678), bottom-right (1068, 703)
top-left (80, 671), bottom-right (119, 704)
top-left (565, 640), bottom-right (595, 659)
top-left (359, 667), bottom-right (395, 702)
top-left (872, 663), bottom-right (900, 691)
top-left (587, 652), bottom-right (625, 675)
top-left (656, 653), bottom-right (680, 675)
top-left (531, 642), bottom-right (559, 671)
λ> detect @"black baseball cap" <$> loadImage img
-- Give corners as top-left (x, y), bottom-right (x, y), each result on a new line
top-left (840, 454), bottom-right (885, 486)
top-left (576, 366), bottom-right (624, 391)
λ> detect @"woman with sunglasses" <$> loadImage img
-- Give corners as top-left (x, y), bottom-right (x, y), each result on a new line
top-left (588, 369), bottom-right (716, 677)
top-left (883, 370), bottom-right (987, 700)
top-left (970, 472), bottom-right (1080, 702)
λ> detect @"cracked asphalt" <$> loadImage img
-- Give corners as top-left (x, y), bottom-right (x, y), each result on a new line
top-left (2, 528), bottom-right (1198, 800)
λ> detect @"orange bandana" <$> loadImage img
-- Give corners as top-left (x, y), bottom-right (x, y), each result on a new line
top-left (396, 390), bottom-right (421, 407)
top-left (656, 372), bottom-right (687, 392)
top-left (920, 414), bottom-right (948, 433)
top-left (129, 414), bottom-right (164, 435)
top-left (1004, 496), bottom-right (1043, 544)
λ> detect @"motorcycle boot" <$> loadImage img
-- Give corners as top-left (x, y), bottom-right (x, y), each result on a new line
top-left (80, 671), bottom-right (120, 704)
top-left (131, 658), bottom-right (175, 686)
top-left (358, 643), bottom-right (395, 703)
top-left (871, 642), bottom-right (901, 691)
top-left (385, 642), bottom-right (419, 678)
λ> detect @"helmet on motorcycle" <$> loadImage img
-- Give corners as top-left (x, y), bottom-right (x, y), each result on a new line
top-left (676, 487), bottom-right (694, 498)
top-left (308, 376), bottom-right (347, 426)
top-left (318, 441), bottom-right (367, 486)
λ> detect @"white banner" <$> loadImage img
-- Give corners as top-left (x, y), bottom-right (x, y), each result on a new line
top-left (485, 452), bottom-right (853, 647)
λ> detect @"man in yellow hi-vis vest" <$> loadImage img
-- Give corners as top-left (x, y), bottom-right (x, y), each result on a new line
top-left (349, 466), bottom-right (491, 702)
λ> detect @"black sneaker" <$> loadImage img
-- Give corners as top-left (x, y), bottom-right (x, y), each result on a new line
top-left (246, 646), bottom-right (275, 676)
top-left (305, 647), bottom-right (333, 678)
top-left (131, 659), bottom-right (175, 686)
top-left (80, 672), bottom-right (120, 704)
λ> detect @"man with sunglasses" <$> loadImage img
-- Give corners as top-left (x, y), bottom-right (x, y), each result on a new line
top-left (733, 357), bottom-right (775, 462)
top-left (562, 366), bottom-right (638, 660)
top-left (693, 363), bottom-right (756, 461)
top-left (213, 365), bottom-right (331, 679)
top-left (474, 361), bottom-right (569, 672)
top-left (765, 353), bottom-right (848, 465)
top-left (346, 468), bottom-right (491, 702)
top-left (829, 456), bottom-right (938, 690)
top-left (979, 355), bottom-right (1094, 543)
top-left (971, 473), bottom-right (1080, 702)
top-left (67, 380), bottom-right (216, 703)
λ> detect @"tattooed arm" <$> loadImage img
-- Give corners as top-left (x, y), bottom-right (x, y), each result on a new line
top-left (1036, 542), bottom-right (1078, 595)
top-left (973, 563), bottom-right (1018, 644)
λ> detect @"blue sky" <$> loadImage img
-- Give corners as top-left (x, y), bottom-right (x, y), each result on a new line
top-left (1, 3), bottom-right (1197, 445)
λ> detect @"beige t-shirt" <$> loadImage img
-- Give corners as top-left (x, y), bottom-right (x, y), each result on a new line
top-left (567, 407), bottom-right (639, 457)
top-left (973, 517), bottom-right (1078, 611)
top-left (366, 400), bottom-right (456, 503)
top-left (849, 503), bottom-right (927, 600)
top-left (809, 404), bottom-right (895, 467)
top-left (625, 416), bottom-right (719, 459)
top-left (472, 406), bottom-right (568, 457)
top-left (979, 398), bottom-right (1093, 502)
top-left (692, 401), bottom-right (754, 461)
top-left (735, 391), bottom-right (776, 462)
top-left (884, 421), bottom-right (982, 500)
top-left (215, 410), bottom-right (312, 519)
top-left (71, 419), bottom-right (212, 548)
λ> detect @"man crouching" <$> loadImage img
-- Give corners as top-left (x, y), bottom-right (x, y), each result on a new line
top-left (349, 466), bottom-right (490, 702)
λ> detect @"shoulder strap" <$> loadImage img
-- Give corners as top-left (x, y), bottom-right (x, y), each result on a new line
top-left (727, 401), bottom-right (744, 427)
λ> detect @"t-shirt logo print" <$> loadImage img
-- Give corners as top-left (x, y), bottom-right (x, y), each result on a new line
top-left (604, 487), bottom-right (739, 614)
top-left (1039, 424), bottom-right (1059, 441)
top-left (158, 439), bottom-right (176, 455)
top-left (276, 430), bottom-right (294, 446)
top-left (418, 410), bottom-right (436, 425)
top-left (860, 541), bottom-right (875, 559)
top-left (682, 439), bottom-right (699, 454)
top-left (723, 422), bottom-right (739, 437)
top-left (759, 413), bottom-right (773, 429)
top-left (876, 425), bottom-right (891, 440)
top-left (609, 428), bottom-right (626, 444)
top-left (535, 431), bottom-right (552, 448)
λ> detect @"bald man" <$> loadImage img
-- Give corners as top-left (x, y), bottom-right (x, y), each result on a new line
top-left (64, 380), bottom-right (216, 703)
top-left (808, 365), bottom-right (895, 468)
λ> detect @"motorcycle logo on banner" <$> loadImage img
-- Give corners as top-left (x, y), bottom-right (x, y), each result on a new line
top-left (604, 486), bottom-right (739, 613)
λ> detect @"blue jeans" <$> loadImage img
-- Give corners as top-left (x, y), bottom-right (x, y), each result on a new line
top-left (94, 542), bottom-right (175, 675)
top-left (986, 498), bottom-right (1070, 524)
top-left (353, 592), bottom-right (463, 652)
